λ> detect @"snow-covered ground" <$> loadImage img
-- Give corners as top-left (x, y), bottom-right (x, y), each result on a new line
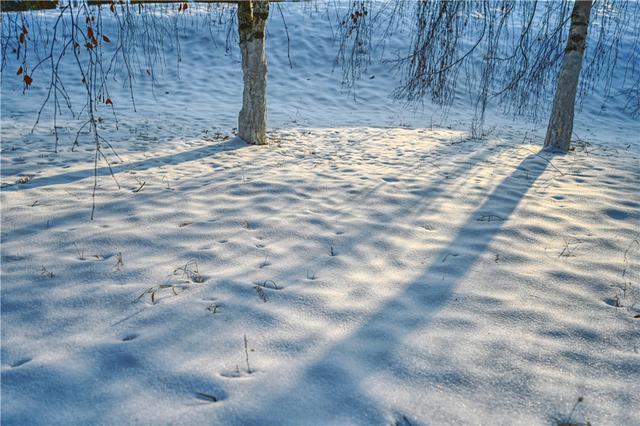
top-left (2, 3), bottom-right (639, 425)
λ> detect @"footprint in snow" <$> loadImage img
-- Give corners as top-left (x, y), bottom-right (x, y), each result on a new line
top-left (122, 334), bottom-right (139, 342)
top-left (194, 392), bottom-right (219, 403)
top-left (604, 298), bottom-right (624, 308)
top-left (605, 209), bottom-right (628, 220)
top-left (11, 357), bottom-right (32, 368)
top-left (382, 176), bottom-right (400, 183)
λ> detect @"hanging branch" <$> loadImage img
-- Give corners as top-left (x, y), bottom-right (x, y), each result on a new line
top-left (1, 0), bottom-right (236, 219)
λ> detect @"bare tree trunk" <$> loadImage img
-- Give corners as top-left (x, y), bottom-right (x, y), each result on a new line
top-left (238, 0), bottom-right (269, 145)
top-left (544, 0), bottom-right (592, 151)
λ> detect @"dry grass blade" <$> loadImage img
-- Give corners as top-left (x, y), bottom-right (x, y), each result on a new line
top-left (173, 260), bottom-right (205, 283)
top-left (244, 334), bottom-right (252, 374)
top-left (134, 287), bottom-right (154, 302)
top-left (254, 285), bottom-right (268, 302)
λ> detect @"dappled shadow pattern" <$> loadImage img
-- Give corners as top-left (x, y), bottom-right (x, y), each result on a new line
top-left (237, 154), bottom-right (549, 425)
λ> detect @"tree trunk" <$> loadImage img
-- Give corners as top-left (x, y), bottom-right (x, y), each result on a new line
top-left (238, 0), bottom-right (269, 145)
top-left (543, 0), bottom-right (592, 151)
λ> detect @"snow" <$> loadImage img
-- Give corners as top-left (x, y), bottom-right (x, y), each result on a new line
top-left (2, 3), bottom-right (640, 425)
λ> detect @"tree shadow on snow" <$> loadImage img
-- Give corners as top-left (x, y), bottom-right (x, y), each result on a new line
top-left (0, 136), bottom-right (555, 425)
top-left (237, 152), bottom-right (551, 425)
top-left (1, 136), bottom-right (248, 192)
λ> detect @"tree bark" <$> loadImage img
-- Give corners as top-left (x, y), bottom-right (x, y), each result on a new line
top-left (238, 0), bottom-right (269, 145)
top-left (543, 0), bottom-right (592, 151)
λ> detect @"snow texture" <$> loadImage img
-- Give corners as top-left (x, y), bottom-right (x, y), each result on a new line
top-left (1, 3), bottom-right (639, 425)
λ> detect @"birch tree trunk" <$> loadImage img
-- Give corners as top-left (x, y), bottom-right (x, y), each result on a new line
top-left (543, 0), bottom-right (592, 151)
top-left (238, 0), bottom-right (269, 145)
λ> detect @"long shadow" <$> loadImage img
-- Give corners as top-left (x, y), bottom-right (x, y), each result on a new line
top-left (1, 132), bottom-right (488, 245)
top-left (1, 137), bottom-right (247, 192)
top-left (238, 153), bottom-right (550, 425)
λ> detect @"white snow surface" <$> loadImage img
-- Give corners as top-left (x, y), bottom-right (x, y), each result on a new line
top-left (2, 3), bottom-right (640, 426)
